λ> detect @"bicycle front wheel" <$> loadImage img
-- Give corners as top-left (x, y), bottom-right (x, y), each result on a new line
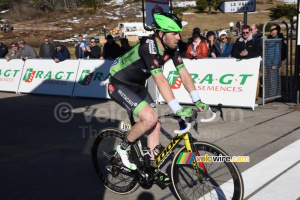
top-left (91, 128), bottom-right (139, 194)
top-left (171, 141), bottom-right (244, 200)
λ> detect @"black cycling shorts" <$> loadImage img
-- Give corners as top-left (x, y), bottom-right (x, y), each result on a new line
top-left (108, 77), bottom-right (156, 116)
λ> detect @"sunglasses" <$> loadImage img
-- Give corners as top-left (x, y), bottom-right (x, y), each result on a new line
top-left (221, 37), bottom-right (227, 40)
top-left (90, 41), bottom-right (96, 43)
top-left (242, 32), bottom-right (249, 34)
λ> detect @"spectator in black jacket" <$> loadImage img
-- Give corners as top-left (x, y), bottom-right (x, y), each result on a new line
top-left (83, 37), bottom-right (101, 59)
top-left (100, 35), bottom-right (121, 60)
top-left (0, 41), bottom-right (8, 58)
top-left (39, 38), bottom-right (54, 58)
top-left (120, 38), bottom-right (132, 54)
top-left (51, 41), bottom-right (70, 63)
top-left (232, 25), bottom-right (261, 59)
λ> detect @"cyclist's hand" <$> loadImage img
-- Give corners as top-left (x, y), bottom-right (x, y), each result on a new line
top-left (195, 100), bottom-right (209, 112)
top-left (176, 107), bottom-right (193, 117)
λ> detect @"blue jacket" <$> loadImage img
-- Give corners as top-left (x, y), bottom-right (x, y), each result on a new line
top-left (265, 34), bottom-right (282, 67)
top-left (51, 45), bottom-right (70, 62)
top-left (212, 41), bottom-right (233, 57)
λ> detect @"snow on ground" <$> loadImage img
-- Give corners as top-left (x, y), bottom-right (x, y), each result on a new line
top-left (182, 21), bottom-right (188, 26)
top-left (0, 9), bottom-right (9, 14)
top-left (174, 1), bottom-right (196, 7)
top-left (183, 12), bottom-right (195, 15)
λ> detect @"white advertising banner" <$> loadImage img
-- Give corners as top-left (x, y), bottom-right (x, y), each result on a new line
top-left (158, 57), bottom-right (261, 109)
top-left (146, 0), bottom-right (169, 26)
top-left (18, 59), bottom-right (79, 96)
top-left (73, 60), bottom-right (113, 99)
top-left (0, 59), bottom-right (24, 92)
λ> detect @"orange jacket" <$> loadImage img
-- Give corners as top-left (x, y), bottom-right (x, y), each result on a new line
top-left (185, 40), bottom-right (209, 59)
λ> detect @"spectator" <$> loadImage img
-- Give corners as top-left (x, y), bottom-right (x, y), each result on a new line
top-left (265, 24), bottom-right (285, 97)
top-left (236, 21), bottom-right (241, 35)
top-left (83, 37), bottom-right (101, 59)
top-left (206, 31), bottom-right (216, 57)
top-left (211, 31), bottom-right (233, 58)
top-left (51, 41), bottom-right (70, 63)
top-left (18, 40), bottom-right (38, 60)
top-left (203, 29), bottom-right (208, 37)
top-left (100, 35), bottom-right (121, 60)
top-left (231, 25), bottom-right (261, 59)
top-left (5, 42), bottom-right (21, 61)
top-left (185, 29), bottom-right (208, 59)
top-left (75, 34), bottom-right (88, 59)
top-left (250, 24), bottom-right (262, 44)
top-left (0, 41), bottom-right (8, 58)
top-left (229, 21), bottom-right (234, 33)
top-left (39, 38), bottom-right (54, 59)
top-left (120, 38), bottom-right (132, 54)
top-left (186, 28), bottom-right (206, 46)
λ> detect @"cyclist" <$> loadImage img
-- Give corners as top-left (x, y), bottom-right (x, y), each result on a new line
top-left (105, 13), bottom-right (209, 185)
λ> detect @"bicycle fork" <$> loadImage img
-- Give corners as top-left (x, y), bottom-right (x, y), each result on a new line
top-left (184, 134), bottom-right (208, 183)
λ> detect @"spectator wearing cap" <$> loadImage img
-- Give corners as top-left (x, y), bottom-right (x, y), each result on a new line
top-left (232, 25), bottom-right (261, 59)
top-left (18, 40), bottom-right (38, 60)
top-left (211, 31), bottom-right (233, 58)
top-left (51, 41), bottom-right (70, 63)
top-left (5, 42), bottom-right (21, 61)
top-left (100, 35), bottom-right (121, 60)
top-left (185, 29), bottom-right (209, 59)
top-left (186, 27), bottom-right (206, 47)
top-left (39, 38), bottom-right (54, 59)
top-left (0, 41), bottom-right (8, 58)
top-left (206, 31), bottom-right (216, 57)
top-left (83, 37), bottom-right (101, 59)
top-left (120, 38), bottom-right (132, 54)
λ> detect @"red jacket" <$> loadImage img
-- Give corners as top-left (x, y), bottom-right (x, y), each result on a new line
top-left (185, 40), bottom-right (209, 59)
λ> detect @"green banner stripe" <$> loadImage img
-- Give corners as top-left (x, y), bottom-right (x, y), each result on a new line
top-left (133, 101), bottom-right (148, 116)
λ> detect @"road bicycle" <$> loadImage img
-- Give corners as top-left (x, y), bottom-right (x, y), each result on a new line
top-left (91, 104), bottom-right (244, 200)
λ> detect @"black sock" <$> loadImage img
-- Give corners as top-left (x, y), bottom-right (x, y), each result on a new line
top-left (121, 138), bottom-right (134, 150)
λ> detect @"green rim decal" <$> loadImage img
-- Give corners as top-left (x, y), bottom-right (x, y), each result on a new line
top-left (150, 68), bottom-right (163, 76)
top-left (110, 44), bottom-right (141, 76)
top-left (133, 101), bottom-right (148, 116)
top-left (176, 64), bottom-right (186, 72)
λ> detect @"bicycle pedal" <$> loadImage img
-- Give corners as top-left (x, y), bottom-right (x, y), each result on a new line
top-left (154, 177), bottom-right (169, 190)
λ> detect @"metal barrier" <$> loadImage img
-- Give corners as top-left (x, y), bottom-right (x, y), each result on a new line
top-left (262, 21), bottom-right (288, 106)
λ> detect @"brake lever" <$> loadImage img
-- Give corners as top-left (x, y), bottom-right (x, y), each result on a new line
top-left (210, 104), bottom-right (225, 122)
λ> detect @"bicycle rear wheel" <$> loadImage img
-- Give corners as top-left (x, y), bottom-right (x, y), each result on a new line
top-left (91, 128), bottom-right (139, 194)
top-left (171, 141), bottom-right (244, 200)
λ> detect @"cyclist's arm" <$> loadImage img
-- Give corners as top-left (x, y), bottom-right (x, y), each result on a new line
top-left (152, 73), bottom-right (175, 103)
top-left (178, 68), bottom-right (197, 93)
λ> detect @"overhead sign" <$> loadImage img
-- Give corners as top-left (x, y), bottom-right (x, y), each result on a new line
top-left (145, 0), bottom-right (169, 26)
top-left (219, 0), bottom-right (256, 13)
top-left (157, 57), bottom-right (261, 110)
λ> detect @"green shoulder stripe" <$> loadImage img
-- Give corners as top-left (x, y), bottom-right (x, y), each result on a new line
top-left (176, 64), bottom-right (186, 72)
top-left (110, 44), bottom-right (141, 76)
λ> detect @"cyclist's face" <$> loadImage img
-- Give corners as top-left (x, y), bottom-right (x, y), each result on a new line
top-left (163, 32), bottom-right (180, 49)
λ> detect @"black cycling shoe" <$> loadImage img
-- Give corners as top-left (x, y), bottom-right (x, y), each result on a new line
top-left (156, 170), bottom-right (171, 185)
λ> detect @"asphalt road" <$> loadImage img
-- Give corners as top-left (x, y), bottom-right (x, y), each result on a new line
top-left (0, 92), bottom-right (299, 200)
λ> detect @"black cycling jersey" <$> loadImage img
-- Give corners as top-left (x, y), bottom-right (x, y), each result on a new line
top-left (108, 36), bottom-right (186, 117)
top-left (109, 37), bottom-right (185, 87)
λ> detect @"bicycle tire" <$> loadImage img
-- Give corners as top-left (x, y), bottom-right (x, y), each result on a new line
top-left (171, 141), bottom-right (244, 200)
top-left (91, 128), bottom-right (139, 194)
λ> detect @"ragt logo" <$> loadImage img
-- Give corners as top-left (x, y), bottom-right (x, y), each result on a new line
top-left (78, 70), bottom-right (109, 86)
top-left (167, 71), bottom-right (182, 89)
top-left (23, 68), bottom-right (36, 83)
top-left (23, 68), bottom-right (74, 83)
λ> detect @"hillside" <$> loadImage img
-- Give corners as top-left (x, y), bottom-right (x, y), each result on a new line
top-left (0, 0), bottom-right (287, 58)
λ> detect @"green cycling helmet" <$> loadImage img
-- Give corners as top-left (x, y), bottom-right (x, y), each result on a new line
top-left (152, 13), bottom-right (182, 32)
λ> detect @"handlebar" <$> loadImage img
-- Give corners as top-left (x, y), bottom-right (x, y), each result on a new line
top-left (158, 104), bottom-right (224, 134)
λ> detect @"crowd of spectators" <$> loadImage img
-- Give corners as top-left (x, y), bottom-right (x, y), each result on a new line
top-left (0, 22), bottom-right (286, 65)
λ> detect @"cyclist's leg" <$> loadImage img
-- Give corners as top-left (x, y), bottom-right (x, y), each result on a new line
top-left (108, 82), bottom-right (158, 169)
